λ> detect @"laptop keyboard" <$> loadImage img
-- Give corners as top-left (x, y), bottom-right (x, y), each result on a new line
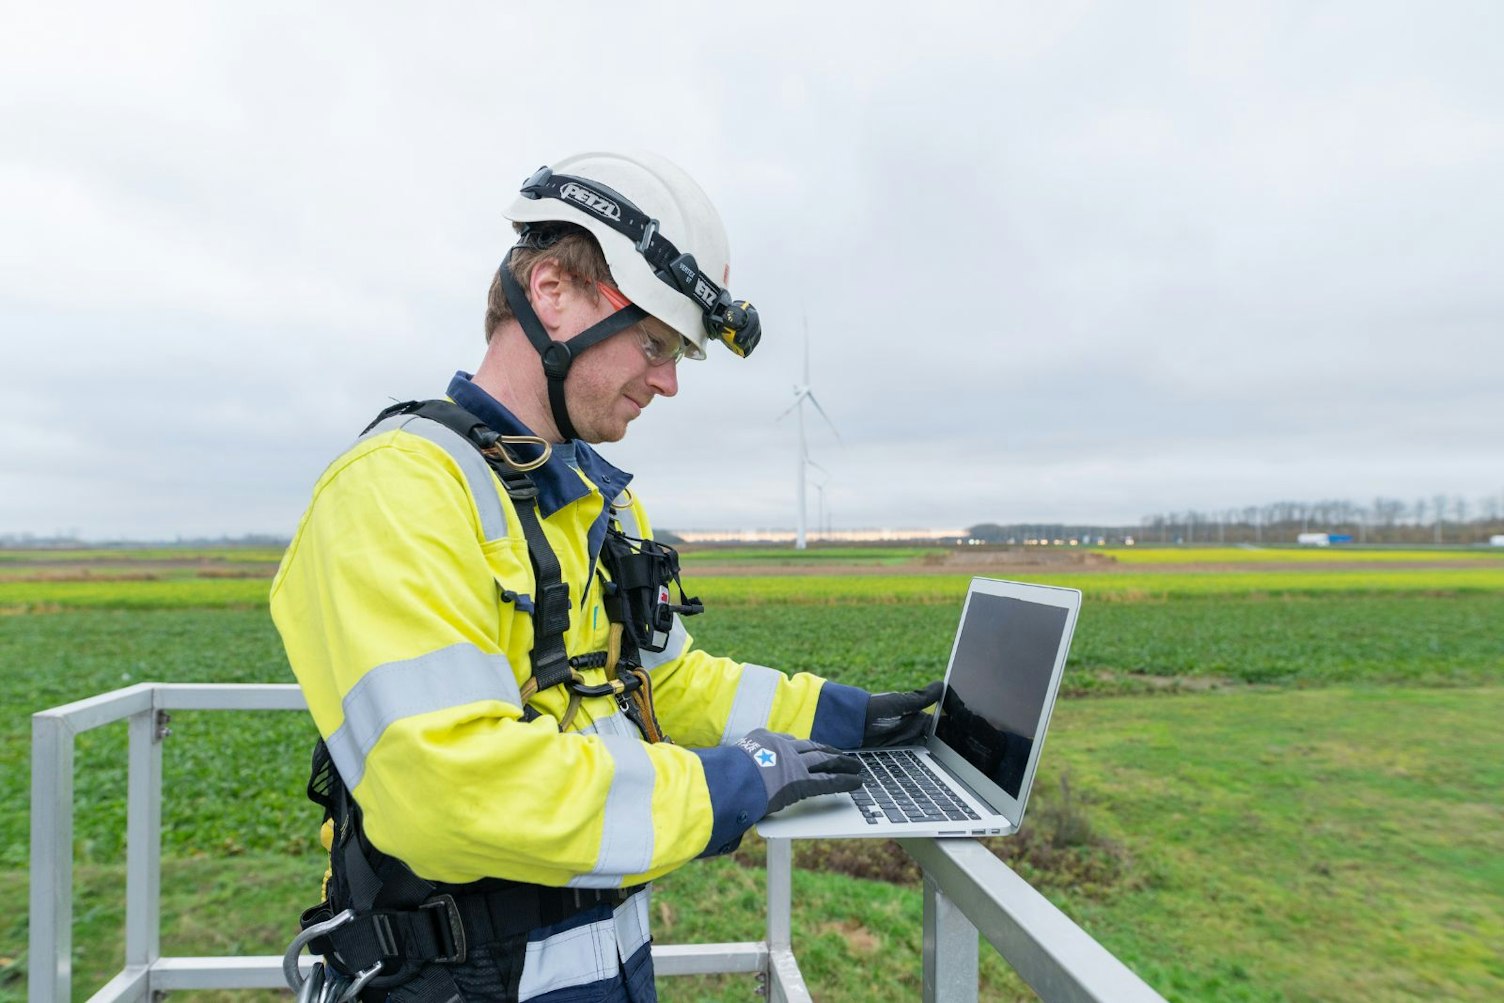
top-left (851, 749), bottom-right (983, 825)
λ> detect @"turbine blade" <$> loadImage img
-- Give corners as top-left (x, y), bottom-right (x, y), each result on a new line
top-left (805, 393), bottom-right (842, 443)
top-left (775, 389), bottom-right (809, 422)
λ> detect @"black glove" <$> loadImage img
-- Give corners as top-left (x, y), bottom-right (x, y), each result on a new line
top-left (734, 729), bottom-right (863, 815)
top-left (862, 680), bottom-right (944, 748)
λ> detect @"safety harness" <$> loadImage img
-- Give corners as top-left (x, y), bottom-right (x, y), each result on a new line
top-left (287, 398), bottom-right (702, 999)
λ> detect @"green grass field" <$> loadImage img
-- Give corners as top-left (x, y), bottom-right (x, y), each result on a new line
top-left (1, 547), bottom-right (1501, 1000)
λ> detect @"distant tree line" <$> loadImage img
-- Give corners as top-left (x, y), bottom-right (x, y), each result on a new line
top-left (1136, 494), bottom-right (1504, 545)
top-left (968, 492), bottom-right (1504, 546)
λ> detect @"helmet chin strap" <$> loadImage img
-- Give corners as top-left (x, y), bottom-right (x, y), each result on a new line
top-left (498, 249), bottom-right (647, 441)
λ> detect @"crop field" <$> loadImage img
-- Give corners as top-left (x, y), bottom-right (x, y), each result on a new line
top-left (7, 564), bottom-right (1504, 614)
top-left (1, 545), bottom-right (1501, 1001)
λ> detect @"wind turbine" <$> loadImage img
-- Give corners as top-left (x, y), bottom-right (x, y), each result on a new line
top-left (811, 472), bottom-right (830, 542)
top-left (777, 323), bottom-right (840, 550)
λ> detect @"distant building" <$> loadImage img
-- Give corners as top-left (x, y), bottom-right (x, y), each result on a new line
top-left (1297, 532), bottom-right (1330, 547)
top-left (1491, 535), bottom-right (1504, 547)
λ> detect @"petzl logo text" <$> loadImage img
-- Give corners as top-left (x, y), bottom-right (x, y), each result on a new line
top-left (692, 277), bottom-right (717, 308)
top-left (560, 183), bottom-right (622, 221)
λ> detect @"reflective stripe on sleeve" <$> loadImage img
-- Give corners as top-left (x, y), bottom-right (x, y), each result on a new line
top-left (516, 889), bottom-right (652, 1001)
top-left (719, 662), bottom-right (784, 745)
top-left (637, 614), bottom-right (688, 670)
top-left (360, 414), bottom-right (509, 542)
top-left (326, 643), bottom-right (521, 789)
top-left (566, 734), bottom-right (656, 888)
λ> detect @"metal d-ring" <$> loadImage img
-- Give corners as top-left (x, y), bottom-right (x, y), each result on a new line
top-left (337, 961), bottom-right (384, 1003)
top-left (283, 908), bottom-right (355, 991)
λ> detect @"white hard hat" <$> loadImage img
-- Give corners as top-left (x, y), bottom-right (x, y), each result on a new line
top-left (504, 151), bottom-right (740, 360)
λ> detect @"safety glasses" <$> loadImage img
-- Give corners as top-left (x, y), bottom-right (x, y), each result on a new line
top-left (597, 282), bottom-right (689, 367)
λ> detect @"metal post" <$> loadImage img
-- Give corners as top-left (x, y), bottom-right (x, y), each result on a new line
top-left (923, 871), bottom-right (978, 1003)
top-left (766, 838), bottom-right (792, 950)
top-left (902, 838), bottom-right (1166, 1003)
top-left (125, 703), bottom-right (165, 974)
top-left (29, 713), bottom-right (74, 1003)
top-left (764, 838), bottom-right (812, 1003)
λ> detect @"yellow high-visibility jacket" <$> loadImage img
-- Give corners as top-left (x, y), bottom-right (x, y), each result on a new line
top-left (271, 376), bottom-right (868, 890)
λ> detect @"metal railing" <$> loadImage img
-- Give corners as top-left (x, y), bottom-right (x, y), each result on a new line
top-left (30, 684), bottom-right (1165, 1002)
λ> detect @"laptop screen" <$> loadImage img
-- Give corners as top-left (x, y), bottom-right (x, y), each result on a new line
top-left (933, 593), bottom-right (1070, 798)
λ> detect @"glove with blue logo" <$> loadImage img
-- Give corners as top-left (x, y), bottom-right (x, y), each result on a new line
top-left (862, 681), bottom-right (945, 748)
top-left (735, 728), bottom-right (863, 815)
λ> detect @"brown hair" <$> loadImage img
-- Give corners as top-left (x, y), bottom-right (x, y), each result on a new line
top-left (484, 223), bottom-right (615, 343)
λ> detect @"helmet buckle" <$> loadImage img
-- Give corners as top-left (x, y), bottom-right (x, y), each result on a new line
top-left (541, 341), bottom-right (573, 380)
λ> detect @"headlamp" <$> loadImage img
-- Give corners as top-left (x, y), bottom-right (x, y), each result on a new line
top-left (708, 292), bottom-right (760, 358)
top-left (519, 167), bottom-right (760, 358)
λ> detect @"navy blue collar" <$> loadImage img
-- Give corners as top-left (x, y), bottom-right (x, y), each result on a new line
top-left (447, 372), bottom-right (633, 518)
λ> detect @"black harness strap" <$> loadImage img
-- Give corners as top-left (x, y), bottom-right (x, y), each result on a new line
top-left (366, 399), bottom-right (574, 698)
top-left (316, 882), bottom-right (642, 980)
top-left (493, 465), bottom-right (573, 694)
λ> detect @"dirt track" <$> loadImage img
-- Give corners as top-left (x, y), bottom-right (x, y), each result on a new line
top-left (683, 549), bottom-right (1117, 576)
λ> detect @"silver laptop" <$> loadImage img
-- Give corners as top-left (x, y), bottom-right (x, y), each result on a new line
top-left (757, 577), bottom-right (1081, 839)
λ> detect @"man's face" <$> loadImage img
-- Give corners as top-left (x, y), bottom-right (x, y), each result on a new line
top-left (562, 290), bottom-right (682, 444)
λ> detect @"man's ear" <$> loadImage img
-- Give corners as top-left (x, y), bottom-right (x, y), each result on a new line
top-left (527, 258), bottom-right (592, 333)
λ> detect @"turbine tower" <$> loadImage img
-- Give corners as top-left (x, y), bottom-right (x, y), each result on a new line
top-left (777, 323), bottom-right (840, 550)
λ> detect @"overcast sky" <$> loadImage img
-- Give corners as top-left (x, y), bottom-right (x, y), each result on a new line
top-left (4, 1), bottom-right (1501, 539)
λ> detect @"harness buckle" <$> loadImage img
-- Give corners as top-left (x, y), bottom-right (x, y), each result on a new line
top-left (532, 645), bottom-right (572, 692)
top-left (420, 895), bottom-right (467, 965)
top-left (498, 471), bottom-right (539, 502)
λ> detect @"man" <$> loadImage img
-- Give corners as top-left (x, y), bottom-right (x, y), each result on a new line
top-left (272, 151), bottom-right (941, 1002)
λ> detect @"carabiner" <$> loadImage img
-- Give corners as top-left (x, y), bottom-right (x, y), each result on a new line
top-left (296, 961), bottom-right (325, 1003)
top-left (283, 907), bottom-right (354, 991)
